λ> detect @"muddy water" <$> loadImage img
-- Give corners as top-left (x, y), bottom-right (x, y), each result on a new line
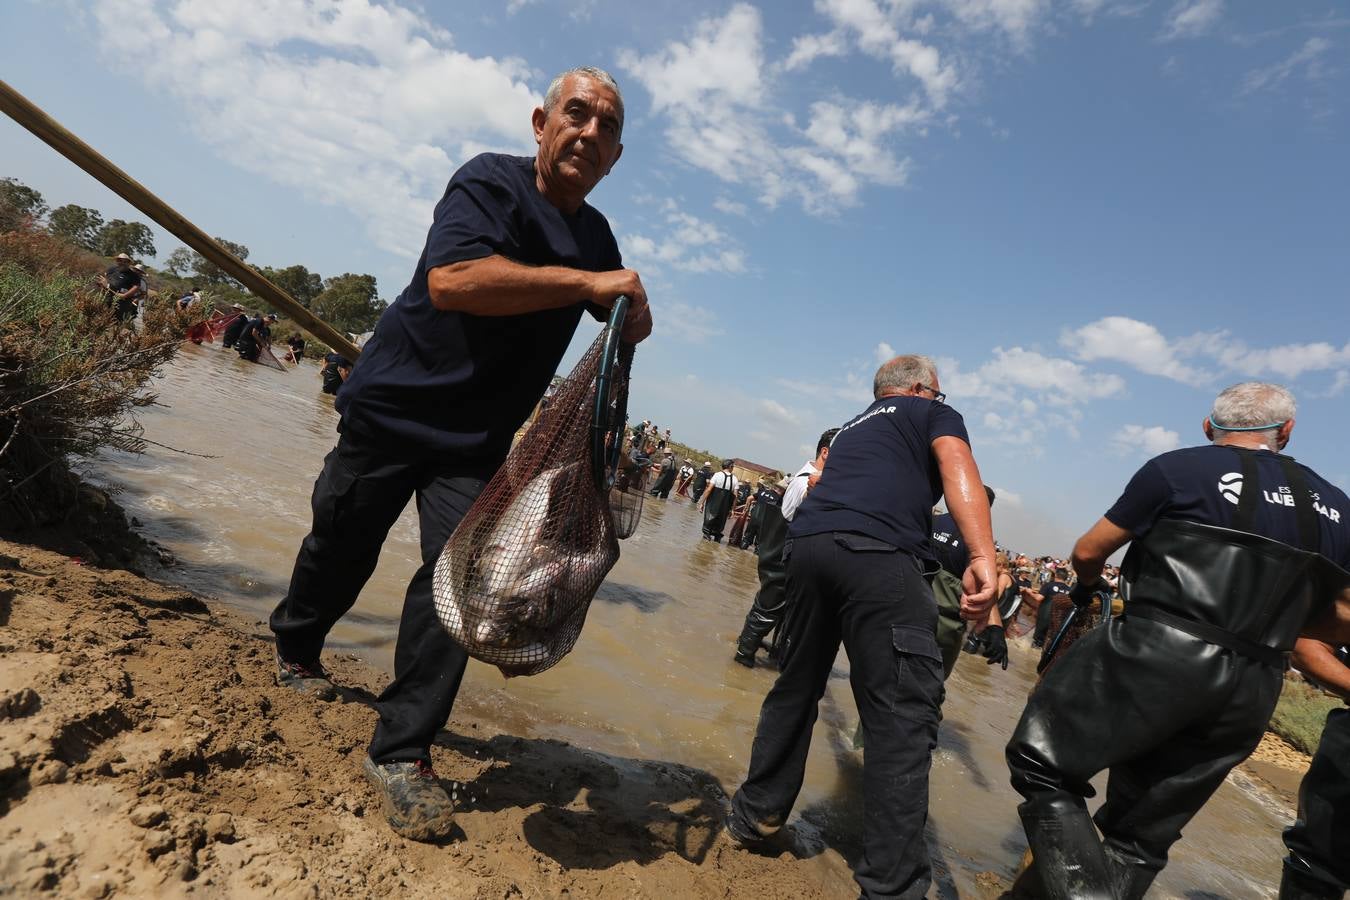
top-left (87, 346), bottom-right (1295, 897)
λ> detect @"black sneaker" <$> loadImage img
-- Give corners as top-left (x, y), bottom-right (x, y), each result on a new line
top-left (275, 654), bottom-right (337, 701)
top-left (722, 811), bottom-right (773, 851)
top-left (362, 757), bottom-right (456, 841)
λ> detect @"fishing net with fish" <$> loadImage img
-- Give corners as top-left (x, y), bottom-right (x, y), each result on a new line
top-left (432, 300), bottom-right (640, 677)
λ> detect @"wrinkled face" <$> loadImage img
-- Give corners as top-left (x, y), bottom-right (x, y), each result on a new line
top-left (533, 74), bottom-right (623, 202)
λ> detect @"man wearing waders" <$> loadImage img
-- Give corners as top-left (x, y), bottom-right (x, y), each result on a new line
top-left (691, 461), bottom-right (713, 503)
top-left (267, 67), bottom-right (652, 842)
top-left (1280, 638), bottom-right (1350, 900)
top-left (1005, 382), bottom-right (1350, 899)
top-left (701, 460), bottom-right (739, 542)
top-left (649, 449), bottom-right (677, 498)
top-left (734, 428), bottom-right (837, 667)
top-left (726, 355), bottom-right (996, 899)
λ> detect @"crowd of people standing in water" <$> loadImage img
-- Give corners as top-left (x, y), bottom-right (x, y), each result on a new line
top-left (100, 248), bottom-right (356, 392)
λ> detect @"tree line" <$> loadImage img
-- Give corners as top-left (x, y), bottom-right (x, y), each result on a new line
top-left (1, 176), bottom-right (388, 337)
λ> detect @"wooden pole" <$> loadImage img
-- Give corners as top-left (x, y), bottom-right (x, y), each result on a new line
top-left (0, 78), bottom-right (362, 361)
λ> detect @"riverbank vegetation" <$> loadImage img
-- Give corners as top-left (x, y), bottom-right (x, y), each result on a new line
top-left (1271, 677), bottom-right (1340, 755)
top-left (0, 186), bottom-right (194, 559)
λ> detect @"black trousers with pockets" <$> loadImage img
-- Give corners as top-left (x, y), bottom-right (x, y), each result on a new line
top-left (730, 531), bottom-right (944, 900)
top-left (269, 431), bottom-right (491, 764)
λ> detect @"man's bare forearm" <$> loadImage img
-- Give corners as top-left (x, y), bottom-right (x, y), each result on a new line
top-left (427, 256), bottom-right (596, 315)
top-left (1292, 638), bottom-right (1350, 701)
top-left (934, 438), bottom-right (994, 563)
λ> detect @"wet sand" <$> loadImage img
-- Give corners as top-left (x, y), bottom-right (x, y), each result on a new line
top-left (9, 346), bottom-right (1307, 897)
top-left (0, 540), bottom-right (854, 897)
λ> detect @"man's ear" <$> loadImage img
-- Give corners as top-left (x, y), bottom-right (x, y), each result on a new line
top-left (604, 142), bottom-right (623, 175)
top-left (531, 106), bottom-right (547, 144)
top-left (1202, 417), bottom-right (1215, 443)
top-left (1278, 418), bottom-right (1295, 448)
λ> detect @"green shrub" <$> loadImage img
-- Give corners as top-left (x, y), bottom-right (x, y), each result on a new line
top-left (0, 228), bottom-right (202, 531)
top-left (1270, 677), bottom-right (1340, 755)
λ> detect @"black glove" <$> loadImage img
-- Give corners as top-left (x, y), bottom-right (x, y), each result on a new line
top-left (979, 624), bottom-right (1009, 670)
top-left (1068, 579), bottom-right (1103, 608)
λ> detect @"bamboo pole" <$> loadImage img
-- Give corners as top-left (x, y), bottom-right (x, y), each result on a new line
top-left (0, 78), bottom-right (362, 361)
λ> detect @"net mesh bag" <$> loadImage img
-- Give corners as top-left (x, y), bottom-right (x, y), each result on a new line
top-left (432, 326), bottom-right (637, 677)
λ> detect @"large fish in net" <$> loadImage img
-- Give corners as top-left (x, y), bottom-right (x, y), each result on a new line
top-left (432, 299), bottom-right (640, 677)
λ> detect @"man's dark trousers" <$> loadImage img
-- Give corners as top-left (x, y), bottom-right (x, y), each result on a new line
top-left (730, 531), bottom-right (944, 899)
top-left (1282, 707), bottom-right (1350, 896)
top-left (270, 431), bottom-right (490, 763)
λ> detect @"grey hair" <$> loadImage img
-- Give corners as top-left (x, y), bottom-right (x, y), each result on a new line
top-left (1210, 382), bottom-right (1296, 446)
top-left (873, 354), bottom-right (938, 400)
top-left (543, 66), bottom-right (624, 132)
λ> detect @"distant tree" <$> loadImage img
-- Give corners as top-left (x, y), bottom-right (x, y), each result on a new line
top-left (187, 238), bottom-right (250, 287)
top-left (47, 204), bottom-right (105, 252)
top-left (164, 247), bottom-right (196, 277)
top-left (94, 219), bottom-right (156, 259)
top-left (0, 177), bottom-right (48, 230)
top-left (259, 264), bottom-right (324, 308)
top-left (312, 273), bottom-right (386, 334)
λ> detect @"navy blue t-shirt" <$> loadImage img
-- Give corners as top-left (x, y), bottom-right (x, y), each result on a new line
top-left (1106, 445), bottom-right (1350, 569)
top-left (1040, 580), bottom-right (1071, 604)
top-left (790, 396), bottom-right (970, 555)
top-left (336, 153), bottom-right (620, 463)
top-left (930, 511), bottom-right (968, 577)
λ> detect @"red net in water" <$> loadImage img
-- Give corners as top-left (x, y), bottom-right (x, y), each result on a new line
top-left (432, 328), bottom-right (636, 677)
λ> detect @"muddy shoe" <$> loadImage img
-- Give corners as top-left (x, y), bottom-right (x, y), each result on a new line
top-left (722, 812), bottom-right (774, 852)
top-left (363, 757), bottom-right (456, 842)
top-left (275, 655), bottom-right (337, 701)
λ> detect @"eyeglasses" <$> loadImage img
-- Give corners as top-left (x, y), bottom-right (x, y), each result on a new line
top-left (919, 383), bottom-right (946, 404)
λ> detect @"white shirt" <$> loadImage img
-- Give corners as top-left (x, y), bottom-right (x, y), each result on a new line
top-left (781, 459), bottom-right (820, 522)
top-left (709, 471), bottom-right (739, 492)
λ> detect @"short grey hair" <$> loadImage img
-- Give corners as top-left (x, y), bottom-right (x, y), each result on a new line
top-left (1210, 381), bottom-right (1296, 445)
top-left (543, 66), bottom-right (624, 133)
top-left (873, 354), bottom-right (937, 400)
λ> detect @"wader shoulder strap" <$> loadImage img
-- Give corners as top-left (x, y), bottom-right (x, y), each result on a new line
top-left (1277, 455), bottom-right (1318, 553)
top-left (1234, 449), bottom-right (1260, 532)
top-left (1232, 449), bottom-right (1319, 554)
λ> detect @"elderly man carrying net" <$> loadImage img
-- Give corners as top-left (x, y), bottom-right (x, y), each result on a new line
top-left (267, 66), bottom-right (651, 842)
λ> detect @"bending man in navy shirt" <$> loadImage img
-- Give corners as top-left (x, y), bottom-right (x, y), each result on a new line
top-left (268, 67), bottom-right (651, 842)
top-left (726, 354), bottom-right (996, 899)
top-left (1006, 382), bottom-right (1350, 899)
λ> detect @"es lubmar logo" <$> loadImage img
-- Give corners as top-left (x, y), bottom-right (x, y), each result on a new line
top-left (1217, 472), bottom-right (1343, 523)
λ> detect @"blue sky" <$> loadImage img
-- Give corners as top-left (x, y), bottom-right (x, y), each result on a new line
top-left (5, 0), bottom-right (1349, 555)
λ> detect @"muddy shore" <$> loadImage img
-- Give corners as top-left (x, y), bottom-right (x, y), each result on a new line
top-left (0, 539), bottom-right (864, 898)
top-left (0, 529), bottom-right (1315, 898)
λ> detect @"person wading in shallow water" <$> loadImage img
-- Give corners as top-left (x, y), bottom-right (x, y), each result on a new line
top-left (726, 354), bottom-right (996, 899)
top-left (1005, 382), bottom-right (1350, 899)
top-left (267, 66), bottom-right (651, 842)
top-left (700, 459), bottom-right (739, 543)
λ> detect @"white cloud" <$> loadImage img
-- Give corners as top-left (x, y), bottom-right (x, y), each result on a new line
top-left (1062, 316), bottom-right (1213, 386)
top-left (619, 5), bottom-right (926, 214)
top-left (1240, 37), bottom-right (1333, 95)
top-left (989, 485), bottom-right (1023, 507)
top-left (814, 0), bottom-right (960, 107)
top-left (875, 341), bottom-right (897, 364)
top-left (620, 208), bottom-right (747, 275)
top-left (783, 29), bottom-right (849, 71)
top-left (949, 346), bottom-right (1126, 406)
top-left (89, 0), bottom-right (538, 258)
top-left (1112, 424), bottom-right (1181, 457)
top-left (712, 197), bottom-right (749, 217)
top-left (759, 399), bottom-right (803, 427)
top-left (653, 301), bottom-right (724, 343)
top-left (1159, 0), bottom-right (1223, 41)
top-left (1220, 339), bottom-right (1350, 381)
